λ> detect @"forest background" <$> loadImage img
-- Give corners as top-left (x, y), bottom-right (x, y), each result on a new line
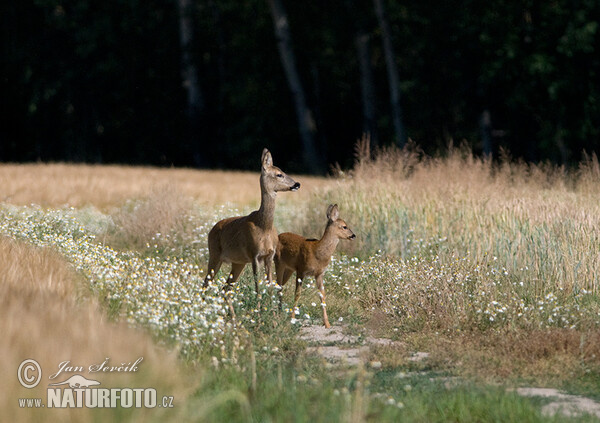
top-left (2, 0), bottom-right (599, 172)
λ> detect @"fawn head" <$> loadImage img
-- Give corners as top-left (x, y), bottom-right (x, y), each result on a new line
top-left (326, 204), bottom-right (356, 240)
top-left (260, 148), bottom-right (301, 194)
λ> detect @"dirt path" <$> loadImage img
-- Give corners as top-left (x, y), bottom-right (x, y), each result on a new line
top-left (299, 324), bottom-right (426, 366)
top-left (300, 325), bottom-right (369, 366)
top-left (299, 324), bottom-right (600, 419)
top-left (516, 387), bottom-right (600, 419)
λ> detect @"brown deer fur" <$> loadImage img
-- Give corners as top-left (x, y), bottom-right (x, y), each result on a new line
top-left (203, 149), bottom-right (300, 295)
top-left (275, 204), bottom-right (355, 328)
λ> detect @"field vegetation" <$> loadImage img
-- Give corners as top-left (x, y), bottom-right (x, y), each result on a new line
top-left (1, 144), bottom-right (600, 421)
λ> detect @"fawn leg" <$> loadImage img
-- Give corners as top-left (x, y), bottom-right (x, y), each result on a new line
top-left (315, 273), bottom-right (330, 328)
top-left (291, 275), bottom-right (303, 318)
top-left (277, 268), bottom-right (293, 310)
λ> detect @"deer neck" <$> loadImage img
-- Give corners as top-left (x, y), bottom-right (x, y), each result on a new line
top-left (256, 180), bottom-right (276, 229)
top-left (315, 224), bottom-right (340, 261)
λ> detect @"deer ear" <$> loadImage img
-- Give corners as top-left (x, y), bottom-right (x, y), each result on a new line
top-left (327, 204), bottom-right (339, 221)
top-left (261, 148), bottom-right (273, 170)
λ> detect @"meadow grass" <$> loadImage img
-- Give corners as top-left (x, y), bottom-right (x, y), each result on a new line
top-left (0, 162), bottom-right (328, 210)
top-left (1, 148), bottom-right (600, 421)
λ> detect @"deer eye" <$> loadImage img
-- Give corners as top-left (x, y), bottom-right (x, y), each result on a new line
top-left (276, 173), bottom-right (283, 178)
top-left (342, 225), bottom-right (348, 229)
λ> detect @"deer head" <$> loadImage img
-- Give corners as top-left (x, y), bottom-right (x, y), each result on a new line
top-left (260, 148), bottom-right (301, 194)
top-left (326, 204), bottom-right (356, 240)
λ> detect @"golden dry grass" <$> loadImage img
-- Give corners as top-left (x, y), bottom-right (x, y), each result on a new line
top-left (313, 142), bottom-right (600, 292)
top-left (0, 237), bottom-right (190, 422)
top-left (424, 329), bottom-right (600, 385)
top-left (0, 163), bottom-right (330, 210)
top-left (108, 185), bottom-right (195, 251)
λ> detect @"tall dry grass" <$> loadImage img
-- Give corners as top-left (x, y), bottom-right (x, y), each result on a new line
top-left (292, 143), bottom-right (600, 386)
top-left (0, 237), bottom-right (189, 423)
top-left (107, 184), bottom-right (195, 252)
top-left (310, 140), bottom-right (600, 293)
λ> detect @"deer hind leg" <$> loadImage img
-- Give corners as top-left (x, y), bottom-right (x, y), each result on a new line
top-left (223, 263), bottom-right (245, 319)
top-left (251, 257), bottom-right (263, 312)
top-left (226, 263), bottom-right (246, 289)
top-left (264, 250), bottom-right (278, 322)
top-left (315, 273), bottom-right (330, 328)
top-left (264, 249), bottom-right (275, 285)
top-left (203, 256), bottom-right (222, 288)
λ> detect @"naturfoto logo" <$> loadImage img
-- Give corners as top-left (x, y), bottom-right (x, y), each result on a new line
top-left (48, 374), bottom-right (100, 388)
top-left (17, 358), bottom-right (174, 410)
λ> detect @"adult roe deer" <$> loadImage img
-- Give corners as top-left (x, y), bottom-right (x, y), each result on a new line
top-left (203, 149), bottom-right (300, 297)
top-left (275, 204), bottom-right (355, 328)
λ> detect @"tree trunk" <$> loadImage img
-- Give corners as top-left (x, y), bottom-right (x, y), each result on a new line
top-left (373, 0), bottom-right (406, 147)
top-left (355, 30), bottom-right (378, 148)
top-left (554, 122), bottom-right (569, 164)
top-left (267, 0), bottom-right (323, 173)
top-left (480, 109), bottom-right (493, 157)
top-left (208, 0), bottom-right (226, 166)
top-left (177, 0), bottom-right (205, 166)
top-left (310, 63), bottom-right (329, 159)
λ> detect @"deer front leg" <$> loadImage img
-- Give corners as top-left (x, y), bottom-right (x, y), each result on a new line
top-left (251, 257), bottom-right (260, 294)
top-left (252, 257), bottom-right (262, 311)
top-left (265, 250), bottom-right (277, 322)
top-left (315, 273), bottom-right (331, 328)
top-left (265, 250), bottom-right (275, 285)
top-left (291, 275), bottom-right (303, 318)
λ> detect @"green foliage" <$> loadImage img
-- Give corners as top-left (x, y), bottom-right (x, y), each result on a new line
top-left (2, 0), bottom-right (600, 170)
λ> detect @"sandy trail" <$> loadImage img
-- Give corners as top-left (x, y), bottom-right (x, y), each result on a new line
top-left (299, 324), bottom-right (600, 419)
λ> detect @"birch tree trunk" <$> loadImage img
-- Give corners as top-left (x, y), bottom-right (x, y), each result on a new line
top-left (268, 0), bottom-right (323, 173)
top-left (177, 0), bottom-right (205, 166)
top-left (373, 0), bottom-right (406, 147)
top-left (355, 30), bottom-right (378, 148)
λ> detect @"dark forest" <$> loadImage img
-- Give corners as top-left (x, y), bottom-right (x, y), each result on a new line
top-left (2, 0), bottom-right (599, 173)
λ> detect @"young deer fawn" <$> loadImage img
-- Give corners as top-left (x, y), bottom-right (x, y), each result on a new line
top-left (275, 204), bottom-right (355, 328)
top-left (203, 149), bottom-right (300, 297)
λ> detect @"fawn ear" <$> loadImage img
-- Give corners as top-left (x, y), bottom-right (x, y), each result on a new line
top-left (261, 148), bottom-right (273, 170)
top-left (326, 204), bottom-right (339, 221)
